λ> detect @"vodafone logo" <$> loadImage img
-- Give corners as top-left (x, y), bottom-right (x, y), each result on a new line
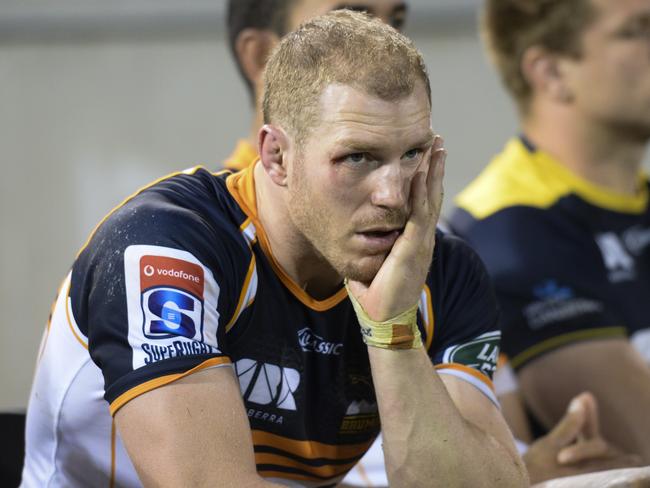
top-left (155, 267), bottom-right (201, 283)
top-left (140, 254), bottom-right (205, 298)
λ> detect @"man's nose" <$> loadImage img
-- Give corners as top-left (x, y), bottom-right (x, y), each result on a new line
top-left (370, 162), bottom-right (409, 209)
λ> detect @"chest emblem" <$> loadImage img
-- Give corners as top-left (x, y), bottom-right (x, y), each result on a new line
top-left (234, 358), bottom-right (300, 411)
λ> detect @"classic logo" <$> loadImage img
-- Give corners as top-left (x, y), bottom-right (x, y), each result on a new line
top-left (140, 255), bottom-right (205, 341)
top-left (235, 358), bottom-right (300, 411)
top-left (441, 331), bottom-right (500, 377)
top-left (297, 327), bottom-right (343, 355)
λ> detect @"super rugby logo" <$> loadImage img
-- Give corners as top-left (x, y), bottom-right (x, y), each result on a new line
top-left (140, 255), bottom-right (205, 341)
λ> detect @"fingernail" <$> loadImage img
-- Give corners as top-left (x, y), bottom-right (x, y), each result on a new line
top-left (568, 398), bottom-right (583, 413)
top-left (557, 451), bottom-right (572, 464)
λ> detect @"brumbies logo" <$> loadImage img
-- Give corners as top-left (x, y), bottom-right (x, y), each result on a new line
top-left (140, 255), bottom-right (205, 341)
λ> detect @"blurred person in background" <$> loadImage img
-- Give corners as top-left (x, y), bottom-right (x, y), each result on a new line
top-left (449, 0), bottom-right (650, 465)
top-left (224, 0), bottom-right (408, 171)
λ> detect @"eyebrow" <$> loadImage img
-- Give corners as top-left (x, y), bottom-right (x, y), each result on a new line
top-left (337, 131), bottom-right (435, 154)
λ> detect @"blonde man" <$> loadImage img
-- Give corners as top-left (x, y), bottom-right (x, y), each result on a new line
top-left (449, 0), bottom-right (650, 464)
top-left (22, 11), bottom-right (527, 487)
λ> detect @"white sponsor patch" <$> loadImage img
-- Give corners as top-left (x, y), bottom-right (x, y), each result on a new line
top-left (442, 330), bottom-right (501, 378)
top-left (124, 245), bottom-right (221, 369)
top-left (235, 358), bottom-right (300, 411)
top-left (524, 298), bottom-right (604, 330)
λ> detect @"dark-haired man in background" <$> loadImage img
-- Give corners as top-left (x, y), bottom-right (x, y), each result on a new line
top-left (224, 0), bottom-right (408, 171)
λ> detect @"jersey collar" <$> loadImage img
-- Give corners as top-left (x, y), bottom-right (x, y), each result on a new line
top-left (226, 164), bottom-right (348, 311)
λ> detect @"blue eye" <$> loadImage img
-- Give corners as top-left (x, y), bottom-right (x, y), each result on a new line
top-left (403, 149), bottom-right (422, 160)
top-left (344, 153), bottom-right (366, 164)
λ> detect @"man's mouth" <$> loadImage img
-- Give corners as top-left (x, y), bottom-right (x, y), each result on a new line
top-left (355, 227), bottom-right (404, 253)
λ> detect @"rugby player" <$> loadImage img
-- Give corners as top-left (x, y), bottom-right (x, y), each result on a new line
top-left (224, 0), bottom-right (408, 171)
top-left (449, 0), bottom-right (650, 463)
top-left (21, 11), bottom-right (528, 487)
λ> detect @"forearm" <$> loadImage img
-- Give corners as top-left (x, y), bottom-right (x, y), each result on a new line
top-left (368, 346), bottom-right (527, 488)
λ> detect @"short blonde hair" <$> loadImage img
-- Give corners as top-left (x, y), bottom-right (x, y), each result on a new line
top-left (263, 9), bottom-right (430, 145)
top-left (482, 0), bottom-right (595, 113)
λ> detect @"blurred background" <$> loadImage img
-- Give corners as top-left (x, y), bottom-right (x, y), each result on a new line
top-left (0, 0), bottom-right (647, 413)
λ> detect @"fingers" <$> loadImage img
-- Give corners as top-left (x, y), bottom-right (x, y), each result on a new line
top-left (558, 437), bottom-right (609, 465)
top-left (428, 137), bottom-right (446, 219)
top-left (407, 135), bottom-right (445, 228)
top-left (578, 392), bottom-right (600, 439)
top-left (546, 396), bottom-right (588, 448)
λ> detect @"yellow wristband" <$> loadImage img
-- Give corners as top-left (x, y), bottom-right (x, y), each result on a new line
top-left (345, 280), bottom-right (422, 350)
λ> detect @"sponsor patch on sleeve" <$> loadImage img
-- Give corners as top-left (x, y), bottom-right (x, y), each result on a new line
top-left (441, 330), bottom-right (500, 379)
top-left (124, 245), bottom-right (222, 369)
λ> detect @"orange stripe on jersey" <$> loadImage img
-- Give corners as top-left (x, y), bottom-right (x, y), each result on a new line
top-left (225, 254), bottom-right (256, 332)
top-left (252, 430), bottom-right (373, 460)
top-left (64, 281), bottom-right (89, 350)
top-left (38, 276), bottom-right (71, 364)
top-left (109, 356), bottom-right (230, 416)
top-left (435, 362), bottom-right (495, 392)
top-left (226, 167), bottom-right (348, 312)
top-left (254, 452), bottom-right (358, 478)
top-left (497, 353), bottom-right (509, 369)
top-left (75, 166), bottom-right (203, 259)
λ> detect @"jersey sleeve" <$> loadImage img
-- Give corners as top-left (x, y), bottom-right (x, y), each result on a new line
top-left (449, 206), bottom-right (626, 372)
top-left (424, 231), bottom-right (501, 406)
top-left (70, 190), bottom-right (251, 415)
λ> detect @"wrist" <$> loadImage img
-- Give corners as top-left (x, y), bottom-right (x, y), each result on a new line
top-left (345, 280), bottom-right (422, 350)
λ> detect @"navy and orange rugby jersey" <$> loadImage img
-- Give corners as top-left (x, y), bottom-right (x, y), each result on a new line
top-left (23, 164), bottom-right (501, 488)
top-left (448, 136), bottom-right (650, 372)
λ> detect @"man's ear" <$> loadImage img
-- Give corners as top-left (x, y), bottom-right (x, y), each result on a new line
top-left (521, 46), bottom-right (574, 104)
top-left (259, 124), bottom-right (289, 186)
top-left (235, 28), bottom-right (279, 98)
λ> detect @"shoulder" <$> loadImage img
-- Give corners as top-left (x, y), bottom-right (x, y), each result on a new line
top-left (433, 228), bottom-right (490, 279)
top-left (80, 167), bottom-right (248, 263)
top-left (453, 137), bottom-right (573, 222)
top-left (430, 229), bottom-right (496, 317)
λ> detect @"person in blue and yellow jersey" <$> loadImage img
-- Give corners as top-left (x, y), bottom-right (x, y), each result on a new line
top-left (224, 0), bottom-right (408, 172)
top-left (449, 0), bottom-right (650, 465)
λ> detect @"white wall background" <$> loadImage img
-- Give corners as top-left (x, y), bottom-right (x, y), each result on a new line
top-left (0, 1), bottom-right (644, 411)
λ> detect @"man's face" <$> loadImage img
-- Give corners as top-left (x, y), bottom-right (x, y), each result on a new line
top-left (563, 0), bottom-right (650, 137)
top-left (286, 82), bottom-right (433, 283)
top-left (287, 0), bottom-right (408, 32)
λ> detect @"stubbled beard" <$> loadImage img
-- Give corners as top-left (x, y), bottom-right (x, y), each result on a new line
top-left (338, 255), bottom-right (386, 284)
top-left (288, 163), bottom-right (407, 284)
